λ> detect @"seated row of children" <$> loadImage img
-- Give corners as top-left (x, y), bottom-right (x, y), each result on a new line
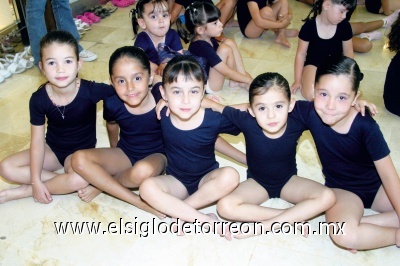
top-left (0, 27), bottom-right (400, 252)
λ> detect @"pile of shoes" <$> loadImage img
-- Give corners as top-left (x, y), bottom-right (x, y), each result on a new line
top-left (74, 2), bottom-right (119, 37)
top-left (0, 46), bottom-right (34, 83)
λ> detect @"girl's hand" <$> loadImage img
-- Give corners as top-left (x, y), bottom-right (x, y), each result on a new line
top-left (156, 99), bottom-right (170, 120)
top-left (290, 81), bottom-right (302, 95)
top-left (279, 16), bottom-right (291, 28)
top-left (156, 63), bottom-right (167, 76)
top-left (354, 99), bottom-right (378, 116)
top-left (32, 182), bottom-right (53, 204)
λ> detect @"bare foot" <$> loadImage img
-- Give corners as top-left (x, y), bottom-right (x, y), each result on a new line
top-left (234, 222), bottom-right (263, 239)
top-left (285, 28), bottom-right (299, 38)
top-left (347, 248), bottom-right (358, 254)
top-left (0, 185), bottom-right (32, 204)
top-left (170, 217), bottom-right (186, 236)
top-left (274, 32), bottom-right (291, 48)
top-left (206, 213), bottom-right (232, 241)
top-left (395, 228), bottom-right (400, 247)
top-left (229, 80), bottom-right (240, 88)
top-left (77, 185), bottom-right (101, 203)
top-left (297, 222), bottom-right (309, 238)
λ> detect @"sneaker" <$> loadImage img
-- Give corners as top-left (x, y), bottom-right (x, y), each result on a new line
top-left (79, 49), bottom-right (97, 62)
top-left (382, 9), bottom-right (400, 28)
top-left (360, 31), bottom-right (383, 41)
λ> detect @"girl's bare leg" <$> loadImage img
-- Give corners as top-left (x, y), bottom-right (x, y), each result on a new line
top-left (326, 189), bottom-right (397, 250)
top-left (300, 65), bottom-right (317, 101)
top-left (140, 167), bottom-right (240, 239)
top-left (229, 176), bottom-right (335, 238)
top-left (0, 146), bottom-right (62, 203)
top-left (72, 148), bottom-right (166, 218)
top-left (208, 43), bottom-right (236, 92)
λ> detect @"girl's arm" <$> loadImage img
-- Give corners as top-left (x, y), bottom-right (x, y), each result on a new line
top-left (375, 156), bottom-right (400, 220)
top-left (106, 121), bottom-right (119, 148)
top-left (213, 61), bottom-right (253, 85)
top-left (202, 97), bottom-right (249, 113)
top-left (30, 124), bottom-right (52, 203)
top-left (248, 2), bottom-right (290, 29)
top-left (150, 62), bottom-right (158, 76)
top-left (170, 3), bottom-right (183, 24)
top-left (342, 39), bottom-right (354, 59)
top-left (291, 39), bottom-right (309, 94)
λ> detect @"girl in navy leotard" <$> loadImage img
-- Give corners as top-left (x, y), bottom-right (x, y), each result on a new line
top-left (140, 56), bottom-right (241, 239)
top-left (203, 73), bottom-right (335, 238)
top-left (293, 55), bottom-right (400, 251)
top-left (132, 0), bottom-right (183, 76)
top-left (291, 0), bottom-right (355, 101)
top-left (177, 2), bottom-right (252, 94)
top-left (0, 31), bottom-right (115, 204)
top-left (71, 46), bottom-right (167, 218)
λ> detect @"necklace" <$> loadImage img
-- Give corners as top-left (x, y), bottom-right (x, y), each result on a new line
top-left (47, 78), bottom-right (81, 119)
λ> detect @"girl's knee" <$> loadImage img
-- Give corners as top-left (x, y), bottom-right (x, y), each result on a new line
top-left (131, 161), bottom-right (154, 185)
top-left (217, 195), bottom-right (238, 218)
top-left (139, 178), bottom-right (159, 200)
top-left (218, 167), bottom-right (240, 190)
top-left (354, 41), bottom-right (372, 53)
top-left (260, 7), bottom-right (274, 19)
top-left (0, 159), bottom-right (15, 181)
top-left (68, 173), bottom-right (89, 190)
top-left (71, 150), bottom-right (89, 172)
top-left (319, 188), bottom-right (336, 208)
top-left (330, 229), bottom-right (358, 249)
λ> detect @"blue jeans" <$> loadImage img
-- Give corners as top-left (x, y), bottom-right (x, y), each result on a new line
top-left (26, 0), bottom-right (83, 65)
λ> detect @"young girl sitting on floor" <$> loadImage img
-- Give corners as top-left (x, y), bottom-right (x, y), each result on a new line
top-left (177, 1), bottom-right (252, 94)
top-left (293, 55), bottom-right (400, 251)
top-left (236, 0), bottom-right (299, 48)
top-left (203, 72), bottom-right (335, 238)
top-left (132, 0), bottom-right (183, 75)
top-left (139, 56), bottom-right (241, 240)
top-left (71, 46), bottom-right (167, 217)
top-left (0, 31), bottom-right (115, 204)
top-left (291, 0), bottom-right (355, 101)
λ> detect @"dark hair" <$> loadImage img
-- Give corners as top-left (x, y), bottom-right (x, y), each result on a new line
top-left (249, 73), bottom-right (290, 105)
top-left (177, 1), bottom-right (221, 43)
top-left (388, 13), bottom-right (400, 52)
top-left (315, 55), bottom-right (363, 93)
top-left (39, 30), bottom-right (79, 62)
top-left (162, 55), bottom-right (206, 85)
top-left (130, 0), bottom-right (169, 35)
top-left (109, 46), bottom-right (151, 77)
top-left (303, 0), bottom-right (356, 21)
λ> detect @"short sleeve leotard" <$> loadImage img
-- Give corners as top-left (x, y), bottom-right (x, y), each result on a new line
top-left (236, 0), bottom-right (266, 37)
top-left (222, 106), bottom-right (307, 198)
top-left (103, 83), bottom-right (165, 165)
top-left (188, 38), bottom-right (221, 77)
top-left (134, 29), bottom-right (183, 65)
top-left (160, 107), bottom-right (240, 195)
top-left (29, 79), bottom-right (115, 166)
top-left (292, 101), bottom-right (390, 208)
top-left (383, 52), bottom-right (400, 117)
top-left (298, 19), bottom-right (352, 67)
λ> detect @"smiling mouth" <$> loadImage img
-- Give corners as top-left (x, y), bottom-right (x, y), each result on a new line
top-left (127, 93), bottom-right (139, 98)
top-left (56, 77), bottom-right (68, 81)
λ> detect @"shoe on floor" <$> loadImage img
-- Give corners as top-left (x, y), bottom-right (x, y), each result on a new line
top-left (382, 9), bottom-right (400, 28)
top-left (79, 49), bottom-right (97, 62)
top-left (360, 31), bottom-right (383, 41)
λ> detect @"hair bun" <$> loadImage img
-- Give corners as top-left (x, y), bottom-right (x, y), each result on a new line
top-left (359, 72), bottom-right (364, 81)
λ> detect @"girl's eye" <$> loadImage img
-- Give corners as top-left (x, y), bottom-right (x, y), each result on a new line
top-left (191, 90), bottom-right (199, 94)
top-left (276, 104), bottom-right (283, 109)
top-left (339, 96), bottom-right (347, 100)
top-left (320, 92), bottom-right (327, 97)
top-left (172, 90), bottom-right (181, 95)
top-left (48, 61), bottom-right (55, 66)
top-left (163, 13), bottom-right (169, 18)
top-left (117, 79), bottom-right (125, 84)
top-left (258, 106), bottom-right (265, 111)
top-left (66, 59), bottom-right (73, 64)
top-left (135, 76), bottom-right (141, 81)
top-left (151, 15), bottom-right (157, 19)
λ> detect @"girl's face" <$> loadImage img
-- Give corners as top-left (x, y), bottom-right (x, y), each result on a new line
top-left (202, 19), bottom-right (223, 38)
top-left (39, 43), bottom-right (82, 89)
top-left (249, 87), bottom-right (295, 139)
top-left (324, 1), bottom-right (348, 25)
top-left (161, 74), bottom-right (205, 121)
top-left (139, 2), bottom-right (170, 38)
top-left (313, 74), bottom-right (359, 128)
top-left (110, 57), bottom-right (151, 107)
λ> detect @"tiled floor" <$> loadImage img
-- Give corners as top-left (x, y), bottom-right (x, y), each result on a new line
top-left (1, 1), bottom-right (400, 265)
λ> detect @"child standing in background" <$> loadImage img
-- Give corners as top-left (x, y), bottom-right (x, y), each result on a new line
top-left (383, 13), bottom-right (400, 116)
top-left (0, 31), bottom-right (114, 204)
top-left (236, 0), bottom-right (298, 48)
top-left (72, 46), bottom-right (166, 218)
top-left (140, 56), bottom-right (241, 239)
top-left (293, 55), bottom-right (400, 251)
top-left (132, 0), bottom-right (183, 75)
top-left (291, 0), bottom-right (355, 101)
top-left (203, 72), bottom-right (335, 238)
top-left (177, 1), bottom-right (252, 94)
